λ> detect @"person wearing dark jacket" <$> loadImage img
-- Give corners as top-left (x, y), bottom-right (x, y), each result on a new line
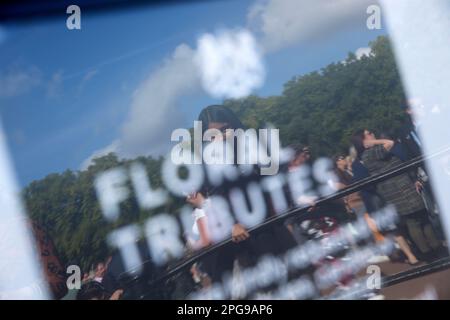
top-left (352, 129), bottom-right (442, 262)
top-left (351, 157), bottom-right (383, 214)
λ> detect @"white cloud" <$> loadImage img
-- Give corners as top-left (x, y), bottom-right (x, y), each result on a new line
top-left (0, 66), bottom-right (42, 98)
top-left (340, 47), bottom-right (374, 64)
top-left (83, 0), bottom-right (381, 167)
top-left (83, 43), bottom-right (200, 166)
top-left (355, 46), bottom-right (372, 59)
top-left (195, 29), bottom-right (265, 99)
top-left (248, 0), bottom-right (377, 53)
top-left (83, 27), bottom-right (267, 167)
top-left (118, 44), bottom-right (199, 158)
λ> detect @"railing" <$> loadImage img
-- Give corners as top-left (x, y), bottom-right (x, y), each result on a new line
top-left (119, 145), bottom-right (450, 299)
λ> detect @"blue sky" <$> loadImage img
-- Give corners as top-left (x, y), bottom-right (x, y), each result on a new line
top-left (0, 0), bottom-right (386, 186)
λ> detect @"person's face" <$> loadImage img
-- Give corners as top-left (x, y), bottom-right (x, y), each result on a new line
top-left (208, 122), bottom-right (232, 141)
top-left (96, 263), bottom-right (106, 277)
top-left (290, 151), bottom-right (309, 169)
top-left (364, 129), bottom-right (375, 141)
top-left (335, 156), bottom-right (347, 171)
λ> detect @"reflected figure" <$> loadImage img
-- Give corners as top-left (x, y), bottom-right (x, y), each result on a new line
top-left (193, 105), bottom-right (297, 287)
top-left (352, 129), bottom-right (442, 263)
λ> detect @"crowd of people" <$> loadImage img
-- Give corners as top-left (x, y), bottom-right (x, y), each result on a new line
top-left (182, 102), bottom-right (447, 298)
top-left (73, 101), bottom-right (448, 299)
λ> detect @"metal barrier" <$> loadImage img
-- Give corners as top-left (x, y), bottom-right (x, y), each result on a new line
top-left (120, 145), bottom-right (450, 299)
